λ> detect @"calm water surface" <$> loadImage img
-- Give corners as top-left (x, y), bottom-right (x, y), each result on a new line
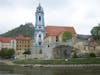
top-left (0, 65), bottom-right (100, 75)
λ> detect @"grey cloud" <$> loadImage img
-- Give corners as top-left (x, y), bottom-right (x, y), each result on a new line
top-left (0, 0), bottom-right (14, 7)
top-left (42, 0), bottom-right (69, 8)
top-left (0, 0), bottom-right (100, 35)
top-left (0, 0), bottom-right (34, 9)
top-left (0, 0), bottom-right (70, 10)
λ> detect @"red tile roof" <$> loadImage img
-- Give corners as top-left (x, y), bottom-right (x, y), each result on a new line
top-left (16, 34), bottom-right (31, 40)
top-left (45, 26), bottom-right (76, 36)
top-left (0, 37), bottom-right (12, 43)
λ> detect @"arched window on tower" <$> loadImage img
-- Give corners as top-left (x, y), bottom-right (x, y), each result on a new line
top-left (38, 34), bottom-right (42, 45)
top-left (39, 34), bottom-right (41, 38)
top-left (39, 16), bottom-right (41, 21)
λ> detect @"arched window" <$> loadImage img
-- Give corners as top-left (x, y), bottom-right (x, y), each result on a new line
top-left (39, 42), bottom-right (42, 45)
top-left (39, 34), bottom-right (41, 38)
top-left (39, 16), bottom-right (41, 21)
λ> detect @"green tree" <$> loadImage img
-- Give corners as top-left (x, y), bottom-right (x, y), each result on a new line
top-left (0, 48), bottom-right (15, 59)
top-left (23, 49), bottom-right (31, 59)
top-left (91, 24), bottom-right (100, 40)
top-left (7, 48), bottom-right (15, 57)
top-left (62, 30), bottom-right (72, 41)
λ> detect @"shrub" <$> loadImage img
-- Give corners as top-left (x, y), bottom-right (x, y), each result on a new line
top-left (89, 53), bottom-right (96, 57)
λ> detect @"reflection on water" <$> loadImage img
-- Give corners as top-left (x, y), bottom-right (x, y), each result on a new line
top-left (0, 65), bottom-right (100, 75)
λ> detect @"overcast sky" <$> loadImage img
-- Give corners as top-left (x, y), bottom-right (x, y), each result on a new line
top-left (0, 0), bottom-right (100, 35)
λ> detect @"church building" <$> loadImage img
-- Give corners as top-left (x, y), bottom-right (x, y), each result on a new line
top-left (32, 4), bottom-right (76, 59)
top-left (45, 26), bottom-right (76, 43)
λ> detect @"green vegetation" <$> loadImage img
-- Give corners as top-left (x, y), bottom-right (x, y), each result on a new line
top-left (68, 58), bottom-right (100, 63)
top-left (0, 62), bottom-right (6, 65)
top-left (0, 23), bottom-right (34, 37)
top-left (13, 59), bottom-right (65, 64)
top-left (89, 53), bottom-right (96, 57)
top-left (23, 50), bottom-right (31, 59)
top-left (62, 30), bottom-right (72, 41)
top-left (91, 24), bottom-right (100, 40)
top-left (13, 58), bottom-right (100, 64)
top-left (0, 48), bottom-right (15, 59)
top-left (23, 50), bottom-right (31, 55)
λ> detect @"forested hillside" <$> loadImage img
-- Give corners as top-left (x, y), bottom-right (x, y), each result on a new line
top-left (0, 23), bottom-right (34, 37)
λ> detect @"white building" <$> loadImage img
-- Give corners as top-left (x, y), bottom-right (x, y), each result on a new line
top-left (0, 37), bottom-right (16, 50)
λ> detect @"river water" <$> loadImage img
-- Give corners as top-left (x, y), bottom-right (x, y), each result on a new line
top-left (0, 65), bottom-right (100, 75)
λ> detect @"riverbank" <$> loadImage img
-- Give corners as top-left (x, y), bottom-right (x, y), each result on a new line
top-left (20, 63), bottom-right (100, 68)
top-left (13, 57), bottom-right (100, 64)
top-left (14, 57), bottom-right (100, 67)
top-left (0, 57), bottom-right (100, 68)
top-left (0, 62), bottom-right (100, 68)
top-left (0, 59), bottom-right (14, 65)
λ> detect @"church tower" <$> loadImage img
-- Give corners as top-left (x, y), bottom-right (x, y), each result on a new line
top-left (34, 4), bottom-right (45, 46)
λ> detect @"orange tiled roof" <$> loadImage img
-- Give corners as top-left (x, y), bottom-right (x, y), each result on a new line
top-left (16, 34), bottom-right (31, 40)
top-left (0, 37), bottom-right (12, 43)
top-left (45, 26), bottom-right (76, 36)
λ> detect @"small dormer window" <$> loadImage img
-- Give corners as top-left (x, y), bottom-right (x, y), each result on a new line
top-left (39, 16), bottom-right (41, 21)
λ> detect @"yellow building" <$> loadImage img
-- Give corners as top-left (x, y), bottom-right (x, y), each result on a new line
top-left (16, 34), bottom-right (32, 50)
top-left (44, 26), bottom-right (76, 43)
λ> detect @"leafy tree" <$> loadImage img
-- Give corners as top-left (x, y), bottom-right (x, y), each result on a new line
top-left (91, 24), bottom-right (100, 40)
top-left (0, 48), bottom-right (6, 57)
top-left (62, 30), bottom-right (72, 41)
top-left (0, 48), bottom-right (15, 59)
top-left (7, 48), bottom-right (15, 57)
top-left (23, 49), bottom-right (31, 59)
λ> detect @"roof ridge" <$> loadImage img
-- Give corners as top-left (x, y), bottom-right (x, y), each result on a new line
top-left (45, 26), bottom-right (76, 36)
top-left (46, 26), bottom-right (74, 28)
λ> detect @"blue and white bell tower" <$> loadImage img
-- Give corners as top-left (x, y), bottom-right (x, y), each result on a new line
top-left (34, 4), bottom-right (45, 46)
